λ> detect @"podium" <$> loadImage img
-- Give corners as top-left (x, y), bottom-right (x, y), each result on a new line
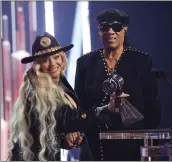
top-left (99, 129), bottom-right (172, 161)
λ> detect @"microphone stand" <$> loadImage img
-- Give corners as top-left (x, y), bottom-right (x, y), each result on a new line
top-left (152, 68), bottom-right (172, 148)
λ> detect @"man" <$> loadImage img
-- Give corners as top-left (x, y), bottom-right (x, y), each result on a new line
top-left (74, 8), bottom-right (161, 160)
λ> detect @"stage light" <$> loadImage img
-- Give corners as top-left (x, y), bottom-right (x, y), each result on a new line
top-left (80, 1), bottom-right (91, 54)
top-left (66, 2), bottom-right (91, 88)
top-left (44, 1), bottom-right (54, 36)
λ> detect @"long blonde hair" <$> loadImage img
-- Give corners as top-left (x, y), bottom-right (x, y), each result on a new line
top-left (8, 52), bottom-right (71, 161)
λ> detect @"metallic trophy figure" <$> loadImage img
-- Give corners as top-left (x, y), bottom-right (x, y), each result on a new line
top-left (103, 73), bottom-right (144, 127)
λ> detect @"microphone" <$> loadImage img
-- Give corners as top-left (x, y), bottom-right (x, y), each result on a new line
top-left (151, 68), bottom-right (172, 85)
top-left (151, 68), bottom-right (167, 79)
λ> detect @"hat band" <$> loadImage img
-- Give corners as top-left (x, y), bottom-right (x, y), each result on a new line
top-left (34, 45), bottom-right (61, 56)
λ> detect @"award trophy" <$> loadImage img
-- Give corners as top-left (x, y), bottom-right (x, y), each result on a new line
top-left (103, 73), bottom-right (144, 127)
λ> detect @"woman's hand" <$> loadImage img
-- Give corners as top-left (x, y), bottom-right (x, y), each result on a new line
top-left (64, 132), bottom-right (83, 149)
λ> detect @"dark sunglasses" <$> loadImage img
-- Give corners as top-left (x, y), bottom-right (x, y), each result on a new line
top-left (99, 21), bottom-right (123, 32)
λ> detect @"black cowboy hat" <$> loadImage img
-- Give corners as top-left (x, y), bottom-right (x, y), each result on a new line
top-left (96, 8), bottom-right (129, 26)
top-left (21, 32), bottom-right (74, 64)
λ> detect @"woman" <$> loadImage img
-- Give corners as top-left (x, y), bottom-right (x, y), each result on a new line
top-left (7, 32), bottom-right (121, 161)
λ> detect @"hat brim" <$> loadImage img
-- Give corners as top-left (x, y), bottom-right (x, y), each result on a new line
top-left (21, 44), bottom-right (74, 64)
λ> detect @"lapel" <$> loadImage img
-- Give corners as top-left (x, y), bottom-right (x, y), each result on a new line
top-left (60, 75), bottom-right (79, 108)
top-left (85, 49), bottom-right (109, 99)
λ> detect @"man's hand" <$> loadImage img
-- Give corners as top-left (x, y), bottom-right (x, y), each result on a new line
top-left (108, 92), bottom-right (129, 112)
